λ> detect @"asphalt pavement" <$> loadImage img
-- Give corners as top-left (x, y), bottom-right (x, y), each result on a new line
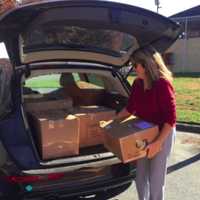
top-left (109, 130), bottom-right (200, 200)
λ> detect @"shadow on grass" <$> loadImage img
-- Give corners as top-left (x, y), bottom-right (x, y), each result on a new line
top-left (167, 152), bottom-right (200, 174)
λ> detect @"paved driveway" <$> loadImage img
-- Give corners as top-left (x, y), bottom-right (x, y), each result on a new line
top-left (109, 131), bottom-right (200, 200)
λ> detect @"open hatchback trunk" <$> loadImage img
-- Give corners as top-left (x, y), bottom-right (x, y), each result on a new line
top-left (0, 0), bottom-right (181, 67)
top-left (1, 62), bottom-right (135, 199)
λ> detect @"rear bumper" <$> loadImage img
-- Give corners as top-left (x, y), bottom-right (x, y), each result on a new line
top-left (20, 171), bottom-right (135, 199)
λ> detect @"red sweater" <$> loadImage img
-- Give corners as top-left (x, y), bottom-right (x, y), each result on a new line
top-left (126, 78), bottom-right (176, 130)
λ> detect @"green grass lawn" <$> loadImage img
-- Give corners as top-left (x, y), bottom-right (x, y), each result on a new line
top-left (174, 77), bottom-right (200, 124)
top-left (127, 76), bottom-right (200, 124)
top-left (26, 75), bottom-right (60, 88)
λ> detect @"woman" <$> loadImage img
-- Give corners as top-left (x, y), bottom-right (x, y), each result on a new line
top-left (117, 46), bottom-right (176, 200)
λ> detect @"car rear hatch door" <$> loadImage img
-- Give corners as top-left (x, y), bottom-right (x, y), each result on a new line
top-left (0, 0), bottom-right (181, 68)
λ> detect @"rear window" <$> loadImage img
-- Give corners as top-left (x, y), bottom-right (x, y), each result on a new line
top-left (20, 25), bottom-right (137, 57)
top-left (24, 72), bottom-right (105, 95)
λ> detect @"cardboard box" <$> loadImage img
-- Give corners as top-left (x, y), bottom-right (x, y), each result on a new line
top-left (25, 98), bottom-right (73, 113)
top-left (74, 106), bottom-right (116, 148)
top-left (30, 111), bottom-right (79, 160)
top-left (101, 116), bottom-right (159, 163)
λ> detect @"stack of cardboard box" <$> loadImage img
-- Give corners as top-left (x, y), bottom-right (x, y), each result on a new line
top-left (30, 111), bottom-right (80, 160)
top-left (27, 102), bottom-right (117, 160)
top-left (26, 97), bottom-right (78, 160)
top-left (26, 96), bottom-right (159, 163)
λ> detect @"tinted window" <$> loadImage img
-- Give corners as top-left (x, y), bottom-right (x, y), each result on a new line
top-left (86, 74), bottom-right (105, 88)
top-left (24, 74), bottom-right (61, 94)
top-left (21, 25), bottom-right (137, 56)
top-left (24, 72), bottom-right (105, 96)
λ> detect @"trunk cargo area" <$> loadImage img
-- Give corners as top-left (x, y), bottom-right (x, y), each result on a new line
top-left (24, 88), bottom-right (127, 161)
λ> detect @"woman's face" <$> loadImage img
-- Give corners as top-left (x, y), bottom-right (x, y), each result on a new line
top-left (134, 63), bottom-right (146, 79)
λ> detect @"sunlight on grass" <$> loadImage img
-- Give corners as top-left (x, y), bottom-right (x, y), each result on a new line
top-left (25, 75), bottom-right (60, 88)
top-left (174, 77), bottom-right (200, 123)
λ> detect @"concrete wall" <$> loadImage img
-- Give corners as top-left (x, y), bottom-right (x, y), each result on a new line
top-left (167, 37), bottom-right (200, 73)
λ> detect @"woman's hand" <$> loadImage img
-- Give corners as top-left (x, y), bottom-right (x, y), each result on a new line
top-left (146, 140), bottom-right (162, 159)
top-left (146, 123), bottom-right (173, 159)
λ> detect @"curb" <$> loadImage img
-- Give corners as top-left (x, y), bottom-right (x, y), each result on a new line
top-left (176, 122), bottom-right (200, 133)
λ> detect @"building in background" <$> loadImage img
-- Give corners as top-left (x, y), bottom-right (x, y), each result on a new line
top-left (168, 5), bottom-right (200, 73)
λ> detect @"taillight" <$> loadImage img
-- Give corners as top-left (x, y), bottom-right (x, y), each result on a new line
top-left (47, 173), bottom-right (64, 180)
top-left (6, 175), bottom-right (41, 183)
top-left (5, 173), bottom-right (65, 183)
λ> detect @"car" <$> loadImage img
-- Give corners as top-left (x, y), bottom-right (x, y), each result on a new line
top-left (0, 0), bottom-right (181, 199)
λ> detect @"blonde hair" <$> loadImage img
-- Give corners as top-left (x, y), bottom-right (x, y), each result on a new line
top-left (131, 46), bottom-right (173, 88)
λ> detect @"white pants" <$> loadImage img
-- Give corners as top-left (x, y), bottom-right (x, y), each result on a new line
top-left (136, 128), bottom-right (176, 200)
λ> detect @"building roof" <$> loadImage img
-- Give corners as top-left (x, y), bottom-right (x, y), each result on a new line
top-left (170, 5), bottom-right (200, 18)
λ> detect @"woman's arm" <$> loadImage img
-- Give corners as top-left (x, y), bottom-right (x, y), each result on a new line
top-left (147, 123), bottom-right (173, 159)
top-left (147, 79), bottom-right (176, 159)
top-left (156, 123), bottom-right (173, 145)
